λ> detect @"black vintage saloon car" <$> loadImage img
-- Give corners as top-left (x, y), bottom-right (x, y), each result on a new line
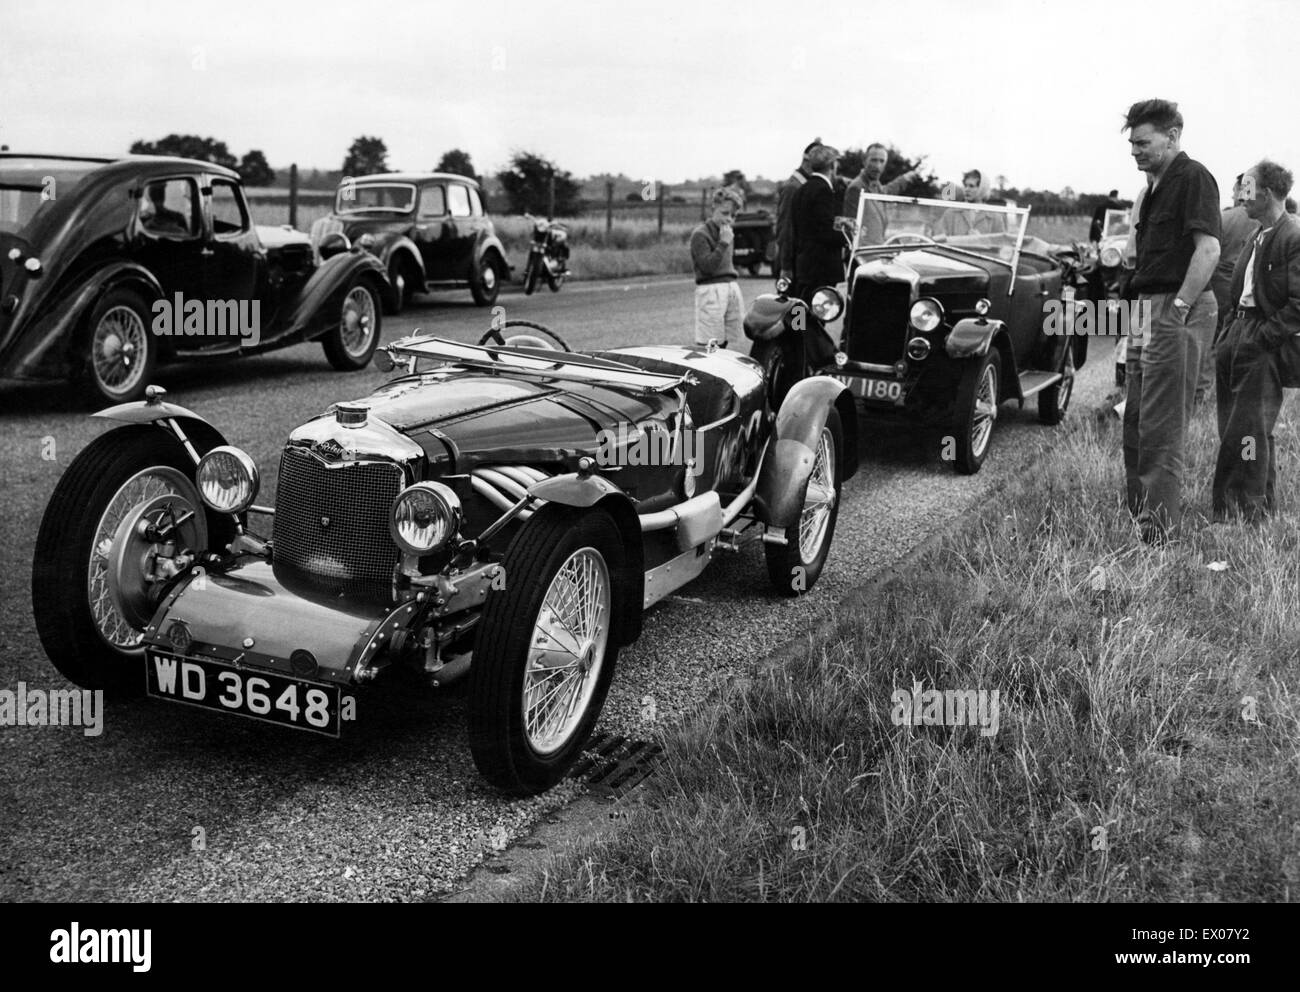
top-left (310, 172), bottom-right (510, 313)
top-left (0, 154), bottom-right (392, 404)
top-left (33, 327), bottom-right (857, 794)
top-left (827, 193), bottom-right (1082, 473)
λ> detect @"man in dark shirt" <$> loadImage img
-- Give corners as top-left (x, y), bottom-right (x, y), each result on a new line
top-left (1121, 99), bottom-right (1221, 543)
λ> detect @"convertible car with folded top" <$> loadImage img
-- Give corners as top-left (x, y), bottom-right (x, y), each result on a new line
top-left (746, 193), bottom-right (1086, 474)
top-left (0, 154), bottom-right (391, 404)
top-left (33, 325), bottom-right (857, 794)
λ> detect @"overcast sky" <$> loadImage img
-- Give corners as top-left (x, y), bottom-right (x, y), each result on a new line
top-left (3, 0), bottom-right (1297, 200)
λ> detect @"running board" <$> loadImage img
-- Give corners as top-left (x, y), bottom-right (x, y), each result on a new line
top-left (1018, 370), bottom-right (1062, 398)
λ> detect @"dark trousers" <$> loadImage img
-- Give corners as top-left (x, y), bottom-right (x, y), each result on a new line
top-left (1123, 290), bottom-right (1216, 534)
top-left (1212, 314), bottom-right (1284, 521)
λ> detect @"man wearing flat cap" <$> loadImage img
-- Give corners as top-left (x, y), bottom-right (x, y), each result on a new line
top-left (790, 142), bottom-right (844, 303)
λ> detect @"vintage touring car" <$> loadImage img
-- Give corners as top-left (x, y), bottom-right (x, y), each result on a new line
top-left (33, 327), bottom-right (858, 794)
top-left (817, 193), bottom-right (1084, 473)
top-left (0, 154), bottom-right (391, 404)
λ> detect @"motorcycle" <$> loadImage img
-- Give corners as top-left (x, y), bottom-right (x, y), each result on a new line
top-left (522, 214), bottom-right (571, 294)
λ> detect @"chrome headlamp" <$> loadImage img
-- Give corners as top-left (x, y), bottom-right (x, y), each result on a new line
top-left (1100, 246), bottom-right (1122, 268)
top-left (909, 298), bottom-right (943, 332)
top-left (810, 287), bottom-right (845, 322)
top-left (356, 233), bottom-right (377, 251)
top-left (195, 446), bottom-right (259, 514)
top-left (389, 482), bottom-right (462, 555)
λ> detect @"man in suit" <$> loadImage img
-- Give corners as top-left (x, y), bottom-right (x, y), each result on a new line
top-left (1198, 175), bottom-right (1260, 403)
top-left (1212, 160), bottom-right (1300, 522)
top-left (790, 143), bottom-right (843, 302)
top-left (775, 139), bottom-right (822, 284)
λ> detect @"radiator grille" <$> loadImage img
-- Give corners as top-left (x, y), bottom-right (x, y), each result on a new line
top-left (848, 281), bottom-right (913, 366)
top-left (272, 447), bottom-right (403, 591)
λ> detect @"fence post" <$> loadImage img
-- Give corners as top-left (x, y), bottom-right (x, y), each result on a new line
top-left (658, 182), bottom-right (666, 235)
top-left (289, 163), bottom-right (299, 228)
top-left (547, 169), bottom-right (556, 221)
top-left (606, 180), bottom-right (614, 233)
top-left (700, 187), bottom-right (709, 222)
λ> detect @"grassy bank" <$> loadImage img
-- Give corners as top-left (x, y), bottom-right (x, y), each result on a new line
top-left (520, 393), bottom-right (1300, 901)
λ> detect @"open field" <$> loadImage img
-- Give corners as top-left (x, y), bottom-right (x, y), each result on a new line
top-left (518, 391), bottom-right (1300, 901)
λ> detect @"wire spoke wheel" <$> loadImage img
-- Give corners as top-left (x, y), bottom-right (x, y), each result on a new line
top-left (971, 362), bottom-right (998, 458)
top-left (523, 547), bottom-right (610, 755)
top-left (797, 427), bottom-right (837, 563)
top-left (86, 466), bottom-right (205, 651)
top-left (92, 305), bottom-right (148, 397)
top-left (340, 285), bottom-right (377, 358)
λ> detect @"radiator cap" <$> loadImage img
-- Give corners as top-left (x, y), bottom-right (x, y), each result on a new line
top-left (335, 403), bottom-right (369, 428)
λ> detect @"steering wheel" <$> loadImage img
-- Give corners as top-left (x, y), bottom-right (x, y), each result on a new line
top-left (477, 319), bottom-right (572, 352)
top-left (883, 232), bottom-right (936, 246)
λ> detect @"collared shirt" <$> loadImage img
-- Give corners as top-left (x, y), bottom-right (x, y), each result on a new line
top-left (1238, 225), bottom-right (1273, 308)
top-left (843, 171), bottom-right (911, 245)
top-left (1132, 151), bottom-right (1221, 294)
top-left (1213, 205), bottom-right (1261, 308)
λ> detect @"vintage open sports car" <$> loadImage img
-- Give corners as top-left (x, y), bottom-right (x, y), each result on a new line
top-left (309, 172), bottom-right (510, 313)
top-left (32, 327), bottom-right (857, 794)
top-left (813, 193), bottom-right (1085, 473)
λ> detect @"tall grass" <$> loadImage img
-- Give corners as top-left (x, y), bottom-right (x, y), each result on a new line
top-left (520, 394), bottom-right (1300, 901)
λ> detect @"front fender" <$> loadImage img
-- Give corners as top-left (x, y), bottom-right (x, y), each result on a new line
top-left (377, 236), bottom-right (425, 282)
top-left (1, 262), bottom-right (163, 381)
top-left (754, 375), bottom-right (856, 527)
top-left (945, 317), bottom-right (1004, 359)
top-left (286, 250), bottom-right (393, 338)
top-left (93, 399), bottom-right (232, 467)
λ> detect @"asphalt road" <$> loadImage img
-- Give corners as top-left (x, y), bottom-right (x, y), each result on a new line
top-left (0, 274), bottom-right (1113, 900)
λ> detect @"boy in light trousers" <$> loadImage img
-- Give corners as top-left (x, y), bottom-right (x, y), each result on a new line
top-left (690, 186), bottom-right (746, 347)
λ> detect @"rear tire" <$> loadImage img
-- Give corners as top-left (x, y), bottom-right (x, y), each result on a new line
top-left (523, 254), bottom-right (541, 295)
top-left (468, 506), bottom-right (625, 795)
top-left (1038, 339), bottom-right (1074, 425)
top-left (82, 288), bottom-right (157, 405)
top-left (764, 408), bottom-right (842, 596)
top-left (32, 426), bottom-right (234, 694)
top-left (471, 252), bottom-right (502, 306)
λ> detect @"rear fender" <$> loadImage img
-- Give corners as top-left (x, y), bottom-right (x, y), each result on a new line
top-left (474, 234), bottom-right (511, 274)
top-left (4, 262), bottom-right (164, 380)
top-left (754, 375), bottom-right (855, 528)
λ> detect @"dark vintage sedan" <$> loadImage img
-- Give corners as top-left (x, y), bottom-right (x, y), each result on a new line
top-left (816, 193), bottom-right (1084, 473)
top-left (33, 326), bottom-right (857, 794)
top-left (0, 154), bottom-right (392, 404)
top-left (310, 172), bottom-right (510, 313)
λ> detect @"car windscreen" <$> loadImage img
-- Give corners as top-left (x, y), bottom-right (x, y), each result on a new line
top-left (1102, 209), bottom-right (1131, 241)
top-left (335, 183), bottom-right (416, 214)
top-left (0, 163), bottom-right (97, 237)
top-left (852, 194), bottom-right (1029, 261)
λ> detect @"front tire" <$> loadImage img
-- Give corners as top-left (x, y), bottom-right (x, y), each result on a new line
top-left (523, 254), bottom-right (541, 295)
top-left (386, 256), bottom-right (420, 315)
top-left (765, 408), bottom-right (842, 596)
top-left (323, 277), bottom-right (382, 370)
top-left (83, 288), bottom-right (157, 404)
top-left (1038, 339), bottom-right (1075, 425)
top-left (952, 346), bottom-right (1001, 474)
top-left (471, 252), bottom-right (502, 306)
top-left (468, 506), bottom-right (625, 795)
top-left (32, 426), bottom-right (231, 694)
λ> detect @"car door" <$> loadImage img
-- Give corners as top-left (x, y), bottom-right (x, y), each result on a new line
top-left (413, 183), bottom-right (452, 281)
top-left (132, 175), bottom-right (206, 327)
top-left (203, 177), bottom-right (269, 348)
top-left (445, 182), bottom-right (478, 278)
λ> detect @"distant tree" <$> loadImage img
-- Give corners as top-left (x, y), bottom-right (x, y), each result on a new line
top-left (237, 149), bottom-right (275, 187)
top-left (722, 169), bottom-right (752, 198)
top-left (496, 152), bottom-right (582, 216)
top-left (436, 149), bottom-right (479, 184)
top-left (625, 192), bottom-right (642, 201)
top-left (341, 136), bottom-right (389, 178)
top-left (130, 134), bottom-right (237, 169)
